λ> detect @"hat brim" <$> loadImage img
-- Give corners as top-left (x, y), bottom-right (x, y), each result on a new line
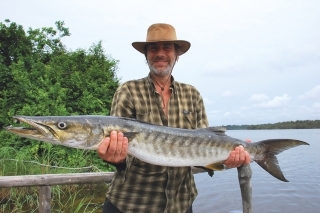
top-left (132, 40), bottom-right (190, 56)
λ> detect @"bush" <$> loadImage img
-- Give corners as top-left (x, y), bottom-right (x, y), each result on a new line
top-left (0, 20), bottom-right (119, 173)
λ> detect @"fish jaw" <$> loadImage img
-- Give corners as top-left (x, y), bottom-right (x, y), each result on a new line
top-left (4, 116), bottom-right (105, 149)
top-left (5, 116), bottom-right (61, 145)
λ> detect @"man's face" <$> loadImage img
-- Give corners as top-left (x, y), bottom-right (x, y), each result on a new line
top-left (146, 43), bottom-right (177, 77)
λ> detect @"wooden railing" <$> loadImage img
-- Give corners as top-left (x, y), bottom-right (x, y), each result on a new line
top-left (0, 168), bottom-right (207, 213)
top-left (0, 166), bottom-right (252, 213)
top-left (0, 172), bottom-right (115, 213)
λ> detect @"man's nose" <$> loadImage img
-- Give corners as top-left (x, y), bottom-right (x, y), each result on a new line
top-left (155, 47), bottom-right (166, 56)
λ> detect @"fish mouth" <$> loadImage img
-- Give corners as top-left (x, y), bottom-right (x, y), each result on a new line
top-left (5, 116), bottom-right (59, 141)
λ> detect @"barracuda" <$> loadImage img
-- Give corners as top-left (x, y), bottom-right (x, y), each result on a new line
top-left (5, 115), bottom-right (309, 182)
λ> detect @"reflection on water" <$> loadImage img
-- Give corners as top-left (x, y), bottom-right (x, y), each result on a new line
top-left (193, 129), bottom-right (320, 213)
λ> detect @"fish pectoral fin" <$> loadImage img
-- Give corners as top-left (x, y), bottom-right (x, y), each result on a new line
top-left (195, 163), bottom-right (226, 178)
top-left (205, 162), bottom-right (225, 171)
top-left (123, 132), bottom-right (139, 140)
top-left (194, 166), bottom-right (215, 177)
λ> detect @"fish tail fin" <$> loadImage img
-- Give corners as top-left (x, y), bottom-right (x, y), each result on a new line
top-left (254, 139), bottom-right (309, 182)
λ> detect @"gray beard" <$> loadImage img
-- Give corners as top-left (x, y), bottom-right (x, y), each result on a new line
top-left (148, 62), bottom-right (173, 77)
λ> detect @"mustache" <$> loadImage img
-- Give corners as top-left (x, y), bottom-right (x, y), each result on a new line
top-left (152, 56), bottom-right (170, 62)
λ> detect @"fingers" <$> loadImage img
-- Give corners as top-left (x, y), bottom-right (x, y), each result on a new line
top-left (244, 150), bottom-right (251, 164)
top-left (97, 131), bottom-right (128, 163)
top-left (120, 136), bottom-right (128, 160)
top-left (116, 132), bottom-right (124, 154)
top-left (108, 131), bottom-right (119, 155)
top-left (224, 146), bottom-right (251, 168)
top-left (238, 146), bottom-right (245, 163)
top-left (97, 137), bottom-right (111, 159)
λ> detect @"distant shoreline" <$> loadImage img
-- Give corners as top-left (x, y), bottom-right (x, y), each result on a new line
top-left (223, 120), bottom-right (320, 130)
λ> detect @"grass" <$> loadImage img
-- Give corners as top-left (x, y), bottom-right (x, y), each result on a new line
top-left (0, 184), bottom-right (108, 213)
top-left (0, 146), bottom-right (111, 213)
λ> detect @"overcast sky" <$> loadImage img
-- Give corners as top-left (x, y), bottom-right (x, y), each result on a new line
top-left (2, 0), bottom-right (320, 125)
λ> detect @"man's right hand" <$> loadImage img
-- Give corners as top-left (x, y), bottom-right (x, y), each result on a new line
top-left (97, 130), bottom-right (128, 163)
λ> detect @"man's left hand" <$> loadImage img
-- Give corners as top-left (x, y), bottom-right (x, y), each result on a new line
top-left (224, 145), bottom-right (251, 168)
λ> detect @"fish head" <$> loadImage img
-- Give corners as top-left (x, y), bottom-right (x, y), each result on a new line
top-left (5, 116), bottom-right (105, 150)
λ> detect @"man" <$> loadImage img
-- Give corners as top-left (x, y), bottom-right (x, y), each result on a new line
top-left (97, 23), bottom-right (250, 213)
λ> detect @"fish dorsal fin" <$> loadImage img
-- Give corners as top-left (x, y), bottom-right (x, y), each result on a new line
top-left (202, 126), bottom-right (227, 136)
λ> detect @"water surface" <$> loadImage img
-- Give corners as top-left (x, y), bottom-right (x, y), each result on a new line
top-left (193, 129), bottom-right (320, 213)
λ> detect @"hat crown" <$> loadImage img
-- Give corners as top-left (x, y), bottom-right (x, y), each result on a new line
top-left (132, 23), bottom-right (190, 55)
top-left (146, 24), bottom-right (177, 42)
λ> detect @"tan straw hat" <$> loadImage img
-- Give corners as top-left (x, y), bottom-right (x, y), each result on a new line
top-left (132, 23), bottom-right (191, 55)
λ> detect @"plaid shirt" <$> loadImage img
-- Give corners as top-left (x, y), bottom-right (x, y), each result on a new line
top-left (106, 74), bottom-right (208, 213)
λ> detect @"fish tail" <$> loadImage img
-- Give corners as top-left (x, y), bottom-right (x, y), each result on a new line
top-left (254, 139), bottom-right (309, 182)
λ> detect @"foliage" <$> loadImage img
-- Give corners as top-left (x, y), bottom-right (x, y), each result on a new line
top-left (223, 120), bottom-right (320, 130)
top-left (247, 120), bottom-right (320, 130)
top-left (0, 19), bottom-right (119, 172)
top-left (223, 124), bottom-right (250, 130)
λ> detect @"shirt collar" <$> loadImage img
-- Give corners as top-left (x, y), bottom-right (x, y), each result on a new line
top-left (147, 73), bottom-right (176, 93)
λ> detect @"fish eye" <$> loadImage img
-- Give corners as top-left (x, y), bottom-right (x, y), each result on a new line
top-left (57, 122), bottom-right (67, 129)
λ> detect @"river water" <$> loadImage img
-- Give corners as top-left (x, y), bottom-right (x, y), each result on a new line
top-left (193, 129), bottom-right (320, 213)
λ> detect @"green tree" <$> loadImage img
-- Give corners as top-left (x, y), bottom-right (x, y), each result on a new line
top-left (0, 20), bottom-right (119, 172)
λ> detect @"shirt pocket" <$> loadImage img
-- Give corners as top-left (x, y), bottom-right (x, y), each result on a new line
top-left (182, 110), bottom-right (198, 129)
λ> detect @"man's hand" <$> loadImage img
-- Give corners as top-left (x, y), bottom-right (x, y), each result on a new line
top-left (97, 131), bottom-right (128, 163)
top-left (224, 145), bottom-right (251, 168)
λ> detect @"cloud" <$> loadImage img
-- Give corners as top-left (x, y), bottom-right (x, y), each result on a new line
top-left (223, 112), bottom-right (231, 117)
top-left (313, 103), bottom-right (320, 108)
top-left (248, 93), bottom-right (269, 102)
top-left (203, 97), bottom-right (213, 105)
top-left (299, 85), bottom-right (320, 100)
top-left (254, 94), bottom-right (291, 108)
top-left (221, 90), bottom-right (236, 97)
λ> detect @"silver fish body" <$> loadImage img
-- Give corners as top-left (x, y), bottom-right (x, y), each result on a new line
top-left (5, 115), bottom-right (309, 182)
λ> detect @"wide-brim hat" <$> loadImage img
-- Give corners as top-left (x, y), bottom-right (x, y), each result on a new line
top-left (132, 23), bottom-right (191, 56)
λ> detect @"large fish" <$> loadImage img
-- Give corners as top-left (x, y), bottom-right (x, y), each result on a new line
top-left (5, 115), bottom-right (309, 182)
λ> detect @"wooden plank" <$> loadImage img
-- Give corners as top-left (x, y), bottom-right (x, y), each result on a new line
top-left (0, 172), bottom-right (114, 188)
top-left (39, 186), bottom-right (51, 213)
top-left (0, 168), bottom-right (206, 188)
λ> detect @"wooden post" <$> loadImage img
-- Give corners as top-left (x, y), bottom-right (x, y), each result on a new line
top-left (39, 185), bottom-right (51, 213)
top-left (237, 164), bottom-right (253, 213)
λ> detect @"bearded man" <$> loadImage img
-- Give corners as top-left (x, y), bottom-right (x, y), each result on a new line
top-left (97, 23), bottom-right (250, 213)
